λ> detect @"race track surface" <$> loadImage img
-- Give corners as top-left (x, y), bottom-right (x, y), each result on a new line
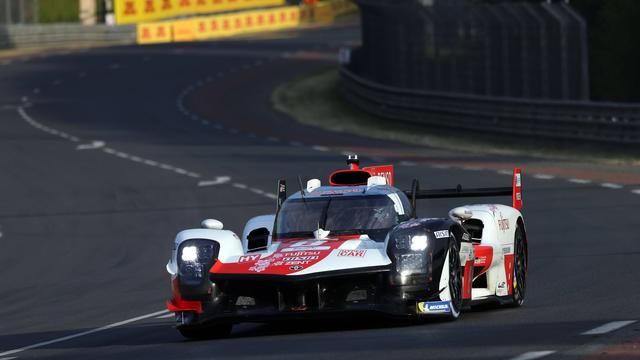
top-left (1, 21), bottom-right (640, 360)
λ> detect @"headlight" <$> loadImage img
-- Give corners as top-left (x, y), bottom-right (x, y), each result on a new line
top-left (397, 253), bottom-right (426, 276)
top-left (410, 235), bottom-right (428, 251)
top-left (178, 239), bottom-right (219, 281)
top-left (181, 246), bottom-right (198, 262)
top-left (390, 229), bottom-right (431, 279)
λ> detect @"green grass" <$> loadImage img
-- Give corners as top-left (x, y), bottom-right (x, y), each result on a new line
top-left (38, 0), bottom-right (79, 23)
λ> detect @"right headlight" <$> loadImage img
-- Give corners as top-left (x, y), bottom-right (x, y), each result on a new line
top-left (177, 239), bottom-right (219, 282)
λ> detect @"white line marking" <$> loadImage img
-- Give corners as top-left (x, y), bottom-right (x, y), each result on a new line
top-left (497, 169), bottom-right (512, 175)
top-left (0, 356), bottom-right (18, 360)
top-left (174, 168), bottom-right (188, 175)
top-left (186, 172), bottom-right (200, 178)
top-left (509, 351), bottom-right (555, 360)
top-left (400, 161), bottom-right (416, 166)
top-left (76, 140), bottom-right (105, 150)
top-left (233, 183), bottom-right (248, 189)
top-left (312, 145), bottom-right (330, 152)
top-left (533, 174), bottom-right (555, 180)
top-left (431, 164), bottom-right (451, 169)
top-left (264, 193), bottom-right (278, 199)
top-left (582, 320), bottom-right (636, 335)
top-left (143, 159), bottom-right (158, 166)
top-left (600, 183), bottom-right (623, 189)
top-left (0, 309), bottom-right (168, 357)
top-left (630, 189), bottom-right (640, 195)
top-left (198, 176), bottom-right (231, 187)
top-left (462, 166), bottom-right (482, 171)
top-left (159, 164), bottom-right (174, 170)
top-left (156, 313), bottom-right (174, 319)
top-left (568, 178), bottom-right (592, 184)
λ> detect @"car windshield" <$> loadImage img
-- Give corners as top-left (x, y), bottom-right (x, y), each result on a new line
top-left (275, 195), bottom-right (399, 241)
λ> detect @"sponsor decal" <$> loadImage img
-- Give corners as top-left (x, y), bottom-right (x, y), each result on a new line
top-left (488, 204), bottom-right (499, 216)
top-left (318, 188), bottom-right (361, 195)
top-left (289, 265), bottom-right (304, 271)
top-left (417, 301), bottom-right (452, 314)
top-left (502, 247), bottom-right (511, 254)
top-left (337, 249), bottom-right (367, 257)
top-left (434, 230), bottom-right (450, 239)
top-left (238, 254), bottom-right (260, 263)
top-left (281, 240), bottom-right (330, 252)
top-left (283, 256), bottom-right (319, 261)
top-left (474, 255), bottom-right (487, 266)
top-left (516, 173), bottom-right (521, 187)
top-left (462, 233), bottom-right (470, 241)
top-left (497, 281), bottom-right (506, 290)
top-left (498, 218), bottom-right (509, 231)
top-left (249, 259), bottom-right (272, 273)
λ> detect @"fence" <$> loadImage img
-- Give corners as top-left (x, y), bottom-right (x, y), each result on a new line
top-left (353, 0), bottom-right (588, 101)
top-left (0, 0), bottom-right (39, 24)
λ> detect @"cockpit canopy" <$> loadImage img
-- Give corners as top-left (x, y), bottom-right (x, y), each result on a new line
top-left (275, 191), bottom-right (410, 241)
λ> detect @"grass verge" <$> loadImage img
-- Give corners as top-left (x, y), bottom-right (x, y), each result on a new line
top-left (273, 67), bottom-right (640, 166)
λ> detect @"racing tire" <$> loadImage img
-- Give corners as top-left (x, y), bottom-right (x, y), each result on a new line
top-left (178, 323), bottom-right (232, 340)
top-left (510, 225), bottom-right (527, 307)
top-left (446, 236), bottom-right (463, 320)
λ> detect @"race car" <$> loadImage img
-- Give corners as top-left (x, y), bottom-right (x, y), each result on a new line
top-left (165, 155), bottom-right (528, 339)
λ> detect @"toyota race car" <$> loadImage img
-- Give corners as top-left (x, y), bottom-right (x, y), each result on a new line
top-left (165, 156), bottom-right (528, 339)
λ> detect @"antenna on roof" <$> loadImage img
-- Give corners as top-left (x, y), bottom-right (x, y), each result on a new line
top-left (346, 154), bottom-right (360, 170)
top-left (297, 175), bottom-right (308, 207)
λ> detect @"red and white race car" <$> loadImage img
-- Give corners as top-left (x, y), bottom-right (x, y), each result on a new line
top-left (166, 156), bottom-right (528, 339)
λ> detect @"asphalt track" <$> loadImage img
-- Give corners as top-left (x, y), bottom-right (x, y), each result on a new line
top-left (1, 20), bottom-right (640, 360)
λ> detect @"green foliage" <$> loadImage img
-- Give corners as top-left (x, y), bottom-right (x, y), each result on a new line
top-left (38, 0), bottom-right (80, 23)
top-left (572, 0), bottom-right (640, 102)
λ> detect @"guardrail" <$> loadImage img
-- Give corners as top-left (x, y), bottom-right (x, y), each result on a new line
top-left (0, 24), bottom-right (136, 49)
top-left (340, 66), bottom-right (640, 146)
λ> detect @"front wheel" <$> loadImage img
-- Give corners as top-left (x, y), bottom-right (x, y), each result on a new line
top-left (510, 225), bottom-right (527, 307)
top-left (178, 323), bottom-right (232, 340)
top-left (445, 236), bottom-right (462, 320)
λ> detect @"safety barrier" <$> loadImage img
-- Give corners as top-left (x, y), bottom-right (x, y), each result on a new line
top-left (300, 0), bottom-right (356, 23)
top-left (114, 0), bottom-right (285, 25)
top-left (0, 24), bottom-right (136, 49)
top-left (137, 6), bottom-right (299, 44)
top-left (340, 66), bottom-right (640, 146)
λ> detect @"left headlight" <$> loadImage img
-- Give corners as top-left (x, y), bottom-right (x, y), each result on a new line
top-left (177, 239), bottom-right (220, 282)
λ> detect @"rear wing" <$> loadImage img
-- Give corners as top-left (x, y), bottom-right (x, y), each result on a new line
top-left (403, 168), bottom-right (522, 217)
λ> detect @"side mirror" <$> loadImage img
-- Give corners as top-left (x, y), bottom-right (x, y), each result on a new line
top-left (201, 219), bottom-right (224, 230)
top-left (448, 207), bottom-right (473, 222)
top-left (247, 227), bottom-right (270, 252)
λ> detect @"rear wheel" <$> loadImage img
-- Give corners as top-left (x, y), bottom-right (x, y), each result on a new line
top-left (178, 323), bottom-right (232, 340)
top-left (511, 225), bottom-right (527, 307)
top-left (447, 237), bottom-right (462, 319)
